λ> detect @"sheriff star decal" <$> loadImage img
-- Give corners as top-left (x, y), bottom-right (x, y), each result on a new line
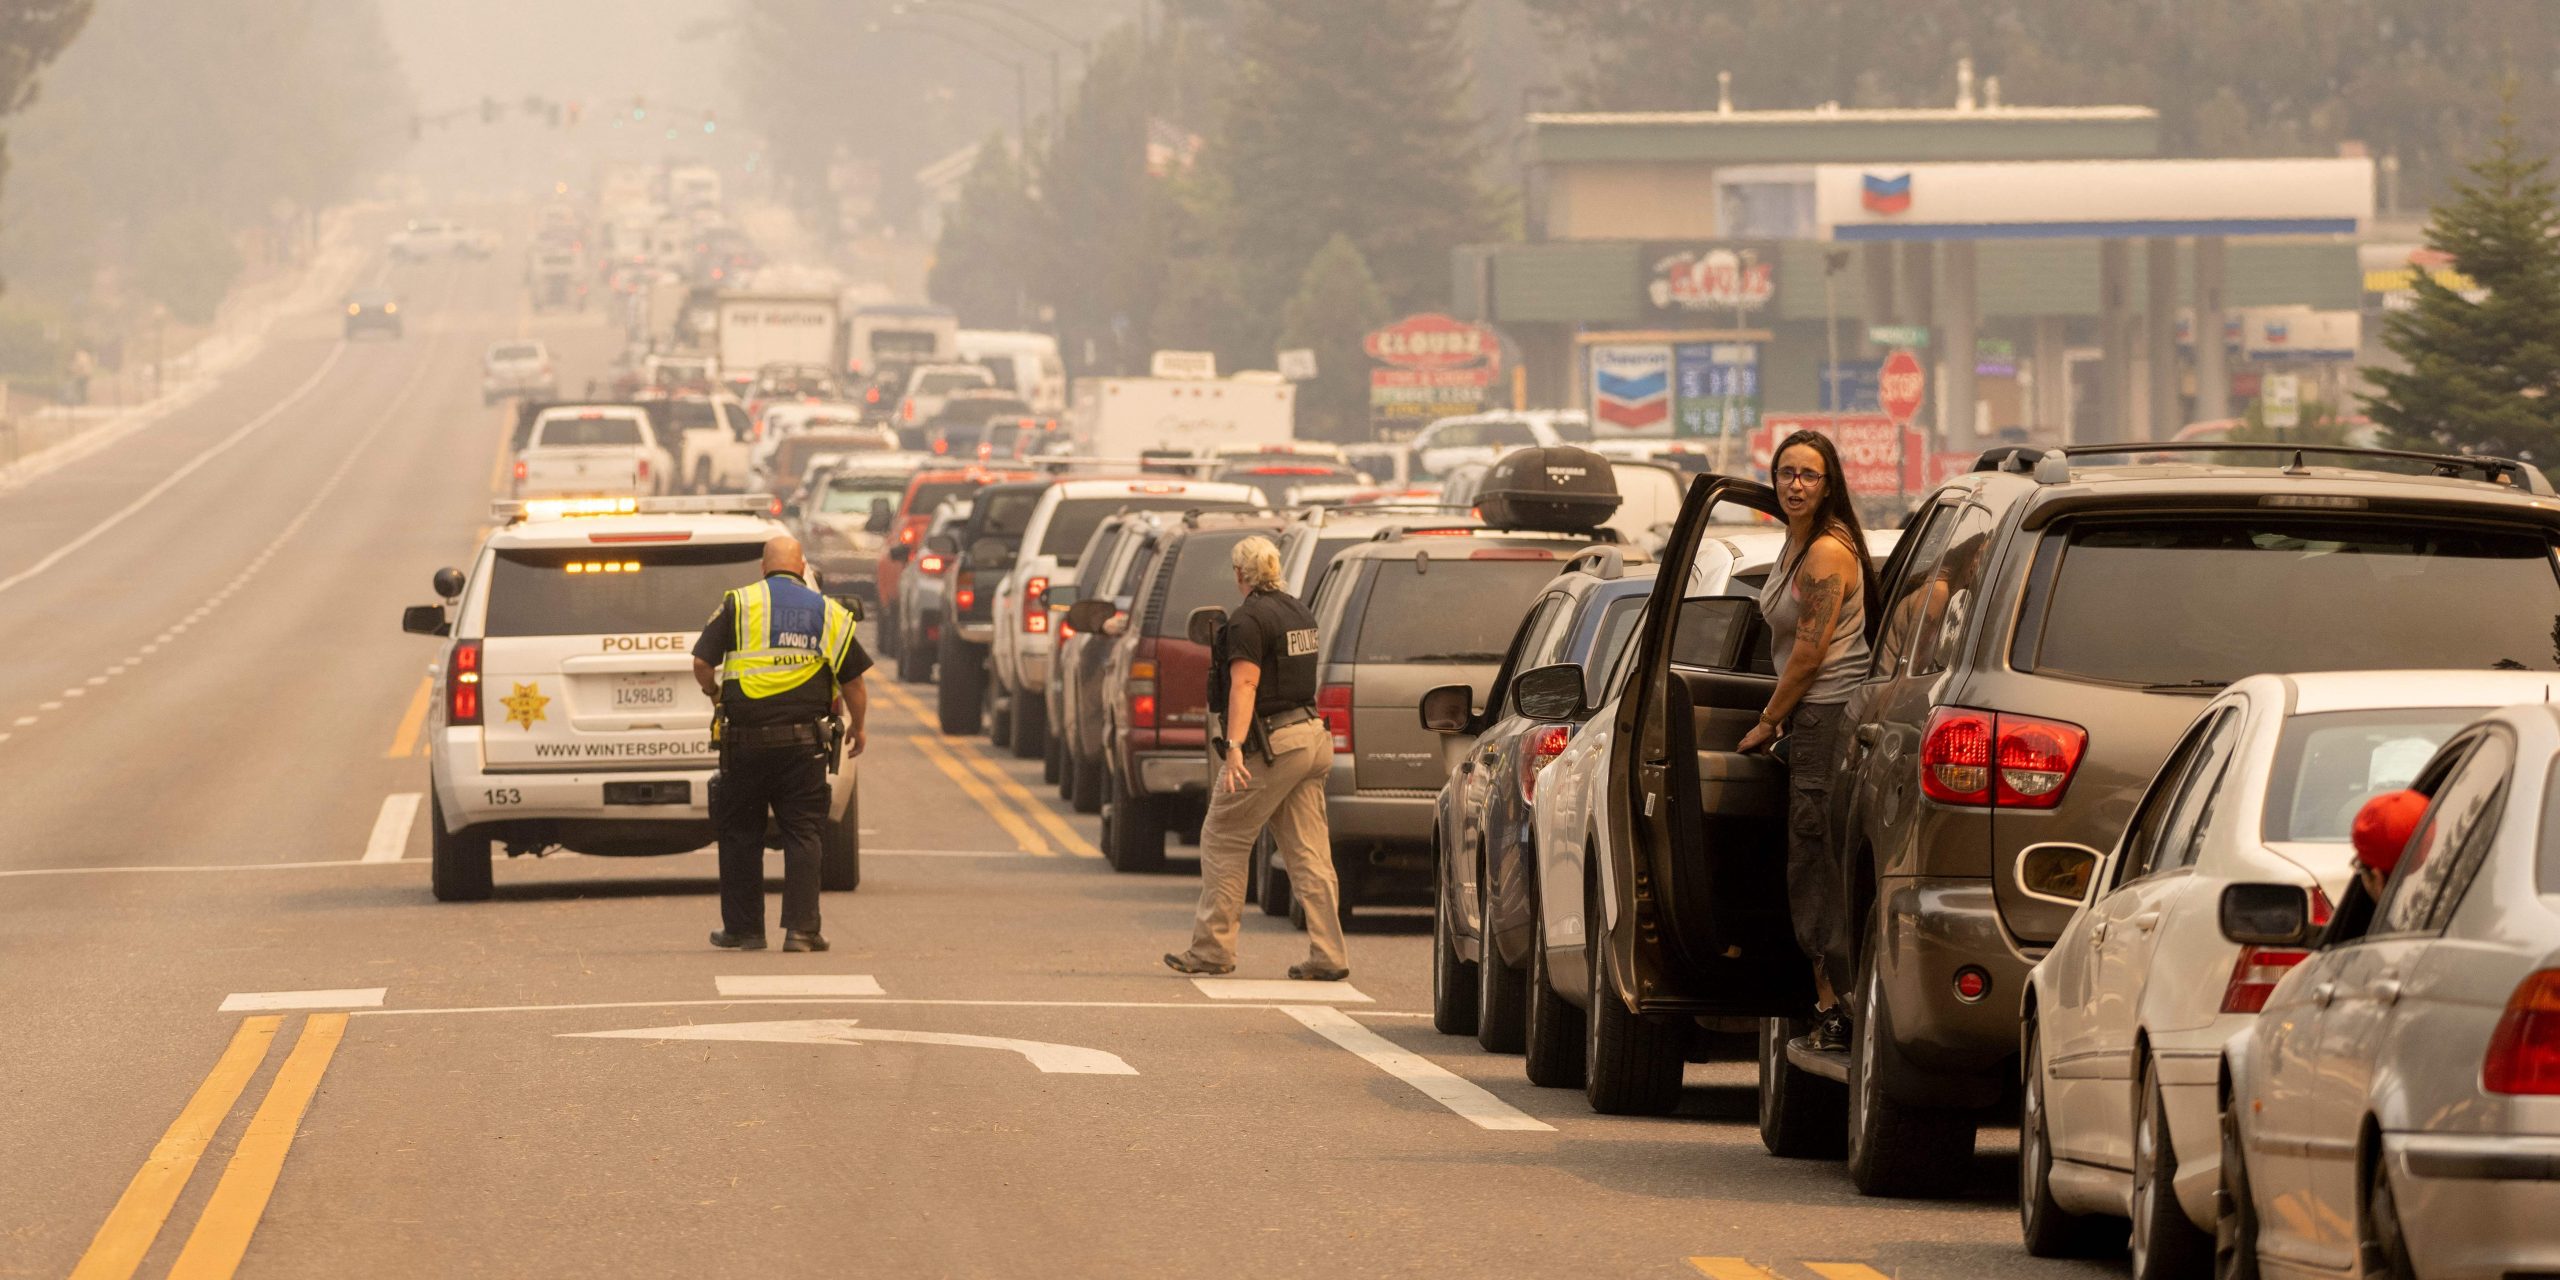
top-left (500, 681), bottom-right (550, 730)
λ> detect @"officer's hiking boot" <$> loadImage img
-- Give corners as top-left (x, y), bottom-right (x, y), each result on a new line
top-left (1162, 953), bottom-right (1234, 976)
top-left (709, 931), bottom-right (768, 951)
top-left (1287, 963), bottom-right (1350, 982)
top-left (783, 931), bottom-right (829, 953)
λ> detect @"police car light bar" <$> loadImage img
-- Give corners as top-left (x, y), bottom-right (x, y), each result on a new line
top-left (493, 494), bottom-right (779, 523)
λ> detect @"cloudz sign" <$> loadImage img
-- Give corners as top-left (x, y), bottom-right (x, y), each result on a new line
top-left (1367, 313), bottom-right (1501, 425)
top-left (1644, 243), bottom-right (1778, 321)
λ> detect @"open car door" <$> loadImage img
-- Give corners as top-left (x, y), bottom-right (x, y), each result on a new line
top-left (1599, 476), bottom-right (1818, 1019)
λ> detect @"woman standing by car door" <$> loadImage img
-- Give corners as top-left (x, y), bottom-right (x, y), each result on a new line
top-left (1736, 430), bottom-right (1874, 1052)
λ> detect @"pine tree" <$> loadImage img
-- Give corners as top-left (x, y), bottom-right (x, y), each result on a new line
top-left (927, 137), bottom-right (1038, 329)
top-left (1210, 0), bottom-right (1499, 336)
top-left (2363, 108), bottom-right (2560, 462)
top-left (1277, 235), bottom-right (1391, 441)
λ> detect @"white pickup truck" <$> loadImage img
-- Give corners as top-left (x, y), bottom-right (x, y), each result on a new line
top-left (514, 406), bottom-right (674, 500)
top-left (644, 394), bottom-right (758, 494)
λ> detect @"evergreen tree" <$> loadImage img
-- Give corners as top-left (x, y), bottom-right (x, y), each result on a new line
top-left (1210, 0), bottom-right (1499, 337)
top-left (2363, 109), bottom-right (2560, 461)
top-left (1277, 234), bottom-right (1391, 441)
top-left (927, 137), bottom-right (1039, 329)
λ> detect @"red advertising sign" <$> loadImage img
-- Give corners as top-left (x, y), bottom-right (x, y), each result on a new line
top-left (1364, 313), bottom-right (1499, 371)
top-left (1878, 349), bottom-right (1926, 426)
top-left (1753, 414), bottom-right (1969, 498)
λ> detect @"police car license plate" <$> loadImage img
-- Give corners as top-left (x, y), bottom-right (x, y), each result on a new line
top-left (612, 674), bottom-right (680, 710)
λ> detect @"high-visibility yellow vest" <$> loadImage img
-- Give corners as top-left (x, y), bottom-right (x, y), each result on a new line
top-left (721, 575), bottom-right (857, 701)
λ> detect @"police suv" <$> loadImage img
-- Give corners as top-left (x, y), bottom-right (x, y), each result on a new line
top-left (400, 496), bottom-right (860, 901)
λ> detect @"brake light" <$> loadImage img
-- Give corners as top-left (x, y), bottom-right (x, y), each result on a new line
top-left (513, 460), bottom-right (527, 481)
top-left (1471, 549), bottom-right (1557, 561)
top-left (1519, 724), bottom-right (1572, 802)
top-left (903, 400), bottom-right (916, 422)
top-left (932, 438), bottom-right (949, 455)
top-left (898, 522), bottom-right (921, 546)
top-left (447, 640), bottom-right (482, 725)
top-left (1130, 656), bottom-right (1157, 729)
top-left (636, 457), bottom-right (649, 480)
top-left (1132, 693), bottom-right (1157, 728)
top-left (955, 570), bottom-right (975, 612)
top-left (1022, 576), bottom-right (1049, 633)
top-left (1918, 707), bottom-right (2087, 809)
top-left (2220, 946), bottom-right (2310, 1014)
top-left (2485, 970), bottom-right (2560, 1094)
top-left (920, 553), bottom-right (948, 574)
top-left (866, 385), bottom-right (881, 404)
top-left (1318, 684), bottom-right (1353, 753)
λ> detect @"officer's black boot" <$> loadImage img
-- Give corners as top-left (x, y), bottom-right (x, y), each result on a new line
top-left (709, 930), bottom-right (768, 950)
top-left (783, 930), bottom-right (828, 952)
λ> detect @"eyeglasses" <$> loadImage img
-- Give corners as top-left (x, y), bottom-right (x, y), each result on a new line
top-left (1774, 467), bottom-right (1829, 488)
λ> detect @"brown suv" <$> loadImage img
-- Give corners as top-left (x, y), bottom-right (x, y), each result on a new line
top-left (1599, 444), bottom-right (2560, 1196)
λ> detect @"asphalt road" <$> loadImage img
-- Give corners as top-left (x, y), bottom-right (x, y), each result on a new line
top-left (0, 239), bottom-right (2124, 1280)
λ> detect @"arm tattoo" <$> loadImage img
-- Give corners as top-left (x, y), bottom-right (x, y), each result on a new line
top-left (1799, 570), bottom-right (1846, 647)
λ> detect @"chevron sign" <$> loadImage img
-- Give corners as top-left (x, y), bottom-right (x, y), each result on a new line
top-left (1590, 344), bottom-right (1672, 435)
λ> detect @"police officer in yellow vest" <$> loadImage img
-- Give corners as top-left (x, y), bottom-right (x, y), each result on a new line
top-left (691, 536), bottom-right (872, 952)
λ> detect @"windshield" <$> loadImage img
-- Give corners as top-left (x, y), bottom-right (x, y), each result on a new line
top-left (485, 544), bottom-right (762, 636)
top-left (2262, 708), bottom-right (2477, 843)
top-left (2031, 517), bottom-right (2560, 686)
top-left (533, 416), bottom-right (643, 447)
top-left (1351, 557), bottom-right (1563, 663)
top-left (492, 344), bottom-right (541, 362)
top-left (1039, 497), bottom-right (1255, 561)
top-left (820, 478), bottom-right (908, 514)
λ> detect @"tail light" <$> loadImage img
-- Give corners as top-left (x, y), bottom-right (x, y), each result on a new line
top-left (513, 460), bottom-right (528, 481)
top-left (2486, 970), bottom-right (2560, 1094)
top-left (902, 400), bottom-right (916, 423)
top-left (865, 384), bottom-right (882, 405)
top-left (898, 522), bottom-right (921, 546)
top-left (2220, 946), bottom-right (2310, 1014)
top-left (955, 570), bottom-right (975, 612)
top-left (1022, 576), bottom-right (1049, 634)
top-left (1130, 657), bottom-right (1157, 729)
top-left (1318, 684), bottom-right (1353, 753)
top-left (1518, 724), bottom-right (1572, 802)
top-left (932, 438), bottom-right (948, 455)
top-left (447, 640), bottom-right (483, 725)
top-left (1919, 707), bottom-right (2087, 809)
top-left (636, 457), bottom-right (650, 481)
top-left (919, 552), bottom-right (947, 574)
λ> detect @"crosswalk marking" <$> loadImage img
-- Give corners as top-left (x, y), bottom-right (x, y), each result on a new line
top-left (1282, 1005), bottom-right (1553, 1132)
top-left (218, 989), bottom-right (387, 1012)
top-left (1192, 977), bottom-right (1372, 1004)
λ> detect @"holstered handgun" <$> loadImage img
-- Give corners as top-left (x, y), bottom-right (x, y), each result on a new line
top-left (820, 714), bottom-right (846, 775)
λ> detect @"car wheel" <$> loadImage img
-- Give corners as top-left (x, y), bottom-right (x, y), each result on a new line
top-left (898, 622), bottom-right (934, 684)
top-left (2020, 1018), bottom-right (2115, 1255)
top-left (1475, 844), bottom-right (1527, 1053)
top-left (1042, 712), bottom-right (1064, 783)
top-left (2360, 1139), bottom-right (2417, 1280)
top-left (987, 676), bottom-right (1014, 743)
top-left (2131, 1054), bottom-right (2211, 1278)
top-left (1582, 879), bottom-right (1685, 1115)
top-left (1430, 835), bottom-right (1480, 1036)
top-left (874, 610), bottom-right (901, 665)
top-left (1845, 907), bottom-right (1978, 1197)
top-left (428, 792), bottom-right (492, 902)
top-left (1256, 832), bottom-right (1292, 917)
top-left (1009, 687), bottom-right (1046, 759)
top-left (1102, 763), bottom-right (1164, 873)
top-left (1069, 746), bottom-right (1104, 815)
top-left (820, 785), bottom-right (860, 892)
top-left (2215, 1099), bottom-right (2262, 1280)
top-left (1521, 901), bottom-right (1584, 1087)
top-left (935, 635), bottom-right (983, 734)
top-left (1758, 1016), bottom-right (1847, 1158)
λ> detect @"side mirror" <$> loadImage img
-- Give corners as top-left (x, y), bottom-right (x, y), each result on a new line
top-left (969, 536), bottom-right (1013, 570)
top-left (1511, 663), bottom-right (1587, 721)
top-left (865, 502), bottom-right (894, 534)
top-left (2220, 883), bottom-right (2316, 948)
top-left (431, 566), bottom-right (465, 599)
top-left (1064, 599), bottom-right (1116, 633)
top-left (2015, 844), bottom-right (2101, 906)
top-left (1186, 605), bottom-right (1228, 648)
top-left (401, 604), bottom-right (451, 638)
top-left (1419, 684), bottom-right (1475, 734)
top-left (887, 543), bottom-right (913, 564)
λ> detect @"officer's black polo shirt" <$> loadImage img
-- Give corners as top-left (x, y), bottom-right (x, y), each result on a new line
top-left (692, 571), bottom-right (875, 729)
top-left (1223, 586), bottom-right (1320, 717)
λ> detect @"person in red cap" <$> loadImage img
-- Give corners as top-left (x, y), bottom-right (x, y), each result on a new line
top-left (2350, 788), bottom-right (2430, 903)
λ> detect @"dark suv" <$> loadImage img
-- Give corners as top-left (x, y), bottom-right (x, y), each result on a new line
top-left (931, 480), bottom-right (1051, 734)
top-left (1597, 443), bottom-right (2560, 1197)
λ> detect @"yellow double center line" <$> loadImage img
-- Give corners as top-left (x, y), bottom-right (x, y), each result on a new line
top-left (73, 1013), bottom-right (350, 1280)
top-left (871, 680), bottom-right (1099, 858)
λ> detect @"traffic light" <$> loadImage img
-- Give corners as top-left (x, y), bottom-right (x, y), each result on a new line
top-left (702, 110), bottom-right (716, 135)
top-left (631, 96), bottom-right (647, 122)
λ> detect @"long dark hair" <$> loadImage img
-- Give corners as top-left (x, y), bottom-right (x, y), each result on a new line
top-left (1771, 428), bottom-right (1879, 639)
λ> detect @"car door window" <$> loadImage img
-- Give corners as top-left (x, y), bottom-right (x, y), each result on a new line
top-left (1912, 505), bottom-right (1997, 677)
top-left (1493, 595), bottom-right (1568, 715)
top-left (2112, 714), bottom-right (2222, 888)
top-left (719, 402), bottom-right (753, 440)
top-left (2376, 730), bottom-right (2513, 935)
top-left (1868, 500), bottom-right (1963, 678)
top-left (1486, 422), bottom-right (1538, 448)
top-left (2152, 710), bottom-right (2244, 874)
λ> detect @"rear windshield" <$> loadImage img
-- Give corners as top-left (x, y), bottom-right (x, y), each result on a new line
top-left (915, 370), bottom-right (987, 394)
top-left (492, 344), bottom-right (541, 361)
top-left (2262, 708), bottom-right (2477, 844)
top-left (1039, 497), bottom-right (1254, 562)
top-left (874, 331), bottom-right (937, 359)
top-left (484, 544), bottom-right (763, 637)
top-left (1549, 419), bottom-right (1594, 443)
top-left (974, 357), bottom-right (1018, 390)
top-left (1351, 557), bottom-right (1564, 663)
top-left (533, 416), bottom-right (643, 447)
top-left (651, 400), bottom-right (717, 432)
top-left (905, 481), bottom-right (978, 515)
top-left (1149, 531), bottom-right (1260, 631)
top-left (819, 476), bottom-right (908, 513)
top-left (2031, 517), bottom-right (2560, 686)
top-left (975, 490), bottom-right (1046, 539)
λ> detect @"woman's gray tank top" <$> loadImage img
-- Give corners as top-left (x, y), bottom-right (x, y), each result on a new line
top-left (1758, 527), bottom-right (1871, 706)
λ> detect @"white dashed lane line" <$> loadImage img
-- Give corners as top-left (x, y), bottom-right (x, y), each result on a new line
top-left (218, 988), bottom-right (388, 1012)
top-left (361, 793), bottom-right (422, 864)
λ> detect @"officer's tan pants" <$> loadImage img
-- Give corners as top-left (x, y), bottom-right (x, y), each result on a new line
top-left (1180, 718), bottom-right (1350, 972)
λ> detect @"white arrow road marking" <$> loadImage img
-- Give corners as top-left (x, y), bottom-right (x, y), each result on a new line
top-left (1191, 977), bottom-right (1371, 1004)
top-left (220, 988), bottom-right (387, 1012)
top-left (1283, 1006), bottom-right (1554, 1131)
top-left (565, 1019), bottom-right (1139, 1075)
top-left (362, 793), bottom-right (422, 863)
top-left (713, 975), bottom-right (883, 997)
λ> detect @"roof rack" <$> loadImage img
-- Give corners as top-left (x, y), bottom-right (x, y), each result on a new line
top-left (1369, 524), bottom-right (1623, 544)
top-left (1984, 441), bottom-right (2554, 495)
top-left (493, 494), bottom-right (778, 524)
top-left (1565, 547), bottom-right (1630, 580)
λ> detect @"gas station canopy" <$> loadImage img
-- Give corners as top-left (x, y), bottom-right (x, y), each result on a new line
top-left (1810, 158), bottom-right (2375, 242)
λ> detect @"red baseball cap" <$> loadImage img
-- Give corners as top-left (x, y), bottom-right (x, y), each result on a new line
top-left (2351, 789), bottom-right (2429, 879)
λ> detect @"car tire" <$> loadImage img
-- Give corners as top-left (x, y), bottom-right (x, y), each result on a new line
top-left (1256, 833), bottom-right (1292, 917)
top-left (1474, 844), bottom-right (1527, 1054)
top-left (1042, 712), bottom-right (1064, 783)
top-left (1431, 839), bottom-right (1481, 1036)
top-left (2360, 1138), bottom-right (2417, 1280)
top-left (428, 793), bottom-right (492, 902)
top-left (2131, 1054), bottom-right (2211, 1278)
top-left (1010, 687), bottom-right (1046, 759)
top-left (987, 676), bottom-right (1014, 743)
top-left (1845, 909), bottom-right (1978, 1198)
top-left (821, 786), bottom-right (860, 892)
top-left (874, 611), bottom-right (901, 666)
top-left (898, 623), bottom-right (934, 684)
top-left (2215, 1099), bottom-right (2262, 1280)
top-left (1522, 903), bottom-right (1585, 1087)
top-left (1583, 888), bottom-right (1685, 1116)
top-left (2020, 1019), bottom-right (2115, 1256)
top-left (1757, 1016), bottom-right (1847, 1158)
top-left (936, 635), bottom-right (982, 735)
top-left (1069, 747), bottom-right (1105, 814)
top-left (1102, 764), bottom-right (1165, 873)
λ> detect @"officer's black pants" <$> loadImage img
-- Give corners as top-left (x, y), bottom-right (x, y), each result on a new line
top-left (713, 745), bottom-right (830, 936)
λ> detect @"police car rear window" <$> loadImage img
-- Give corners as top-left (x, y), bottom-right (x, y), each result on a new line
top-left (533, 417), bottom-right (643, 448)
top-left (484, 545), bottom-right (764, 638)
top-left (1350, 558), bottom-right (1563, 664)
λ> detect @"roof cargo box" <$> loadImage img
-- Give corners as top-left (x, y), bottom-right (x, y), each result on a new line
top-left (1474, 445), bottom-right (1622, 533)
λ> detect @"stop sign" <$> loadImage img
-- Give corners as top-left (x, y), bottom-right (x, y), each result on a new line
top-left (1878, 349), bottom-right (1927, 426)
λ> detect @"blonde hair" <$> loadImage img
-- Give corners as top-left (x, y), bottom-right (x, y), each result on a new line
top-left (1231, 535), bottom-right (1285, 591)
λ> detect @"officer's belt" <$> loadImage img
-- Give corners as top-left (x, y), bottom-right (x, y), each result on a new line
top-left (723, 721), bottom-right (827, 750)
top-left (1260, 706), bottom-right (1320, 734)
